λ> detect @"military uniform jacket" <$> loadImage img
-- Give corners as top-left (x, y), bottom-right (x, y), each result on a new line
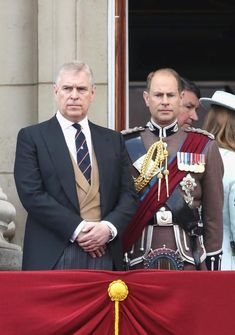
top-left (122, 122), bottom-right (224, 269)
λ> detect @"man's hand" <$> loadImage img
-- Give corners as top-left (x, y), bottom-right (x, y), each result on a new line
top-left (88, 245), bottom-right (107, 258)
top-left (76, 221), bottom-right (111, 257)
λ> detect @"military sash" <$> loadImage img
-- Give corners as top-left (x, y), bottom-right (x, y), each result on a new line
top-left (123, 132), bottom-right (211, 252)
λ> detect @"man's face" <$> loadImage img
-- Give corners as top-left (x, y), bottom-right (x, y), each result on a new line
top-left (178, 90), bottom-right (199, 129)
top-left (143, 71), bottom-right (183, 127)
top-left (54, 70), bottom-right (96, 122)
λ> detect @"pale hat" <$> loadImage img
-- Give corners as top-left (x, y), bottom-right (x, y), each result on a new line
top-left (199, 90), bottom-right (235, 112)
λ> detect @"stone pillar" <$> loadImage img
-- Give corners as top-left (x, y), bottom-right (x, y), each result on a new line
top-left (38, 0), bottom-right (77, 122)
top-left (37, 0), bottom-right (109, 125)
top-left (0, 188), bottom-right (22, 270)
top-left (0, 0), bottom-right (38, 248)
top-left (76, 0), bottom-right (108, 126)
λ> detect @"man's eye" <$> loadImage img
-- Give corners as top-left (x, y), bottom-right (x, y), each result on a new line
top-left (79, 88), bottom-right (87, 93)
top-left (62, 86), bottom-right (72, 92)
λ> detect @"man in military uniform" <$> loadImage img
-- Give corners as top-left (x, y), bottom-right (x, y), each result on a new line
top-left (122, 68), bottom-right (224, 270)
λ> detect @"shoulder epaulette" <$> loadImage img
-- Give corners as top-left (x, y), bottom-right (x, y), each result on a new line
top-left (184, 126), bottom-right (215, 140)
top-left (121, 126), bottom-right (145, 136)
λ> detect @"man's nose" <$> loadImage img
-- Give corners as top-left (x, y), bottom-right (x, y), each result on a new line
top-left (162, 95), bottom-right (169, 104)
top-left (190, 109), bottom-right (199, 121)
top-left (71, 88), bottom-right (79, 99)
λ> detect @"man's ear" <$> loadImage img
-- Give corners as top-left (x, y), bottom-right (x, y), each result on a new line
top-left (91, 85), bottom-right (96, 101)
top-left (143, 90), bottom-right (149, 107)
top-left (179, 90), bottom-right (185, 105)
top-left (53, 84), bottom-right (58, 96)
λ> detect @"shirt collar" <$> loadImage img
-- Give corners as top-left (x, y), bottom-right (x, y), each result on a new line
top-left (147, 119), bottom-right (178, 138)
top-left (56, 111), bottom-right (89, 132)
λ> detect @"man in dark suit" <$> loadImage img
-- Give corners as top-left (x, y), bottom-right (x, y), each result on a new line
top-left (14, 61), bottom-right (138, 271)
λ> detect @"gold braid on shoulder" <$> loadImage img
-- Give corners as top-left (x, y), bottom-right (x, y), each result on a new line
top-left (134, 139), bottom-right (169, 200)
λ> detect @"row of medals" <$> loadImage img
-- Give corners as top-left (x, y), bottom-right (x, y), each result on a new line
top-left (177, 152), bottom-right (205, 173)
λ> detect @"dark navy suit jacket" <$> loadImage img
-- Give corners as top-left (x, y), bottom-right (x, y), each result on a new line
top-left (14, 115), bottom-right (138, 270)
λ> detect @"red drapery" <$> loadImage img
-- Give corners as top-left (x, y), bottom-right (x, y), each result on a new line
top-left (0, 270), bottom-right (234, 335)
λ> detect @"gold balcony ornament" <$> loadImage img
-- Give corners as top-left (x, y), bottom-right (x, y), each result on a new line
top-left (108, 280), bottom-right (129, 335)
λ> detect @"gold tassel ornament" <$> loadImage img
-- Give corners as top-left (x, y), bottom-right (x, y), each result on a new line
top-left (108, 280), bottom-right (129, 335)
top-left (134, 139), bottom-right (169, 200)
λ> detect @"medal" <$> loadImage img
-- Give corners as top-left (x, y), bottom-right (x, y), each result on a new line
top-left (194, 164), bottom-right (200, 173)
top-left (177, 152), bottom-right (205, 173)
top-left (196, 154), bottom-right (205, 173)
top-left (177, 152), bottom-right (184, 171)
top-left (197, 163), bottom-right (205, 173)
top-left (177, 152), bottom-right (191, 172)
top-left (180, 173), bottom-right (197, 207)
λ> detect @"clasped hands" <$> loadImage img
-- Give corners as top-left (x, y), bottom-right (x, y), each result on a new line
top-left (76, 221), bottom-right (111, 258)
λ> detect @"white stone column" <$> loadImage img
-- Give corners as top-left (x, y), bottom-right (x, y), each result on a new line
top-left (76, 0), bottom-right (108, 126)
top-left (38, 0), bottom-right (77, 122)
top-left (0, 0), bottom-right (38, 247)
top-left (38, 0), bottom-right (109, 126)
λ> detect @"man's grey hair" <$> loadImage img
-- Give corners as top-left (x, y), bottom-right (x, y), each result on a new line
top-left (54, 61), bottom-right (95, 85)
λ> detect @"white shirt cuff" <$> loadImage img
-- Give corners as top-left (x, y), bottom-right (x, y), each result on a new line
top-left (70, 220), bottom-right (86, 242)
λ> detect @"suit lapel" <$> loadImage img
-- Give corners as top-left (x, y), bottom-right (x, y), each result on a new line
top-left (41, 116), bottom-right (79, 211)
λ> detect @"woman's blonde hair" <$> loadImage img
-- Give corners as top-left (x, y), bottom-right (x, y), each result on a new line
top-left (203, 105), bottom-right (235, 151)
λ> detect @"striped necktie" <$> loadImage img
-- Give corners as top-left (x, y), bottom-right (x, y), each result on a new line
top-left (72, 123), bottom-right (91, 183)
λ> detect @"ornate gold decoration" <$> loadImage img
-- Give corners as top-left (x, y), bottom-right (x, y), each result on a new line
top-left (108, 280), bottom-right (129, 335)
top-left (134, 139), bottom-right (169, 200)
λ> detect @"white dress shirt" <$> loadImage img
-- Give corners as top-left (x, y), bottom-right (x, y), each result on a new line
top-left (56, 111), bottom-right (93, 165)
